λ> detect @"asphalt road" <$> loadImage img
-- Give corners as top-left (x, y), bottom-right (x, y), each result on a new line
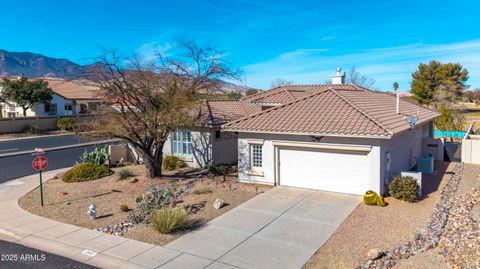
top-left (0, 134), bottom-right (96, 154)
top-left (0, 240), bottom-right (98, 269)
top-left (0, 134), bottom-right (116, 184)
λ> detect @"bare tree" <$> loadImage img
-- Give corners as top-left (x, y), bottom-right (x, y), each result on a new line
top-left (271, 78), bottom-right (293, 88)
top-left (345, 67), bottom-right (376, 88)
top-left (85, 40), bottom-right (239, 178)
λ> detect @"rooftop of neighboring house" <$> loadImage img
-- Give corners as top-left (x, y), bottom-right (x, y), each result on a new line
top-left (0, 77), bottom-right (100, 101)
top-left (43, 79), bottom-right (100, 100)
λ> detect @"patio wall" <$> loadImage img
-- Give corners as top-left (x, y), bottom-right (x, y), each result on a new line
top-left (462, 135), bottom-right (480, 164)
top-left (0, 114), bottom-right (94, 134)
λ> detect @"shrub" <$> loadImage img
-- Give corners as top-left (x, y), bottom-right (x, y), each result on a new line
top-left (162, 155), bottom-right (185, 171)
top-left (62, 163), bottom-right (113, 183)
top-left (150, 207), bottom-right (190, 234)
top-left (127, 185), bottom-right (175, 224)
top-left (205, 161), bottom-right (231, 182)
top-left (120, 204), bottom-right (130, 212)
top-left (191, 187), bottom-right (212, 195)
top-left (24, 125), bottom-right (40, 135)
top-left (81, 146), bottom-right (109, 165)
top-left (57, 117), bottom-right (76, 131)
top-left (388, 175), bottom-right (419, 203)
top-left (117, 168), bottom-right (135, 180)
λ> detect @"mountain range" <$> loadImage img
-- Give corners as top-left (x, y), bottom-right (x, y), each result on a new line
top-left (0, 49), bottom-right (246, 92)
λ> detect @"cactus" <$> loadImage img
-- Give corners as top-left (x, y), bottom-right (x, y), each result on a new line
top-left (81, 146), bottom-right (109, 165)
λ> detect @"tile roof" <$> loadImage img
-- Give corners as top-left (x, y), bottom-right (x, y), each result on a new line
top-left (45, 79), bottom-right (100, 100)
top-left (195, 99), bottom-right (261, 126)
top-left (223, 85), bottom-right (440, 138)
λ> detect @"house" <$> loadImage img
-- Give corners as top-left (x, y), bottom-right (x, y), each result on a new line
top-left (161, 82), bottom-right (341, 168)
top-left (218, 70), bottom-right (441, 195)
top-left (0, 78), bottom-right (100, 117)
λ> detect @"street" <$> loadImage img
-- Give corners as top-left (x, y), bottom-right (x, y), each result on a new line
top-left (0, 240), bottom-right (98, 269)
top-left (0, 134), bottom-right (117, 184)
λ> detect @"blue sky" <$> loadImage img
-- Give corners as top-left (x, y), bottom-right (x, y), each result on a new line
top-left (1, 0), bottom-right (479, 91)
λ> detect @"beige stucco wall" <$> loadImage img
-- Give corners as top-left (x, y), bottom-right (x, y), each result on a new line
top-left (237, 132), bottom-right (383, 193)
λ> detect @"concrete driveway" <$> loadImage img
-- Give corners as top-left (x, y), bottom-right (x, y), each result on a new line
top-left (165, 186), bottom-right (361, 269)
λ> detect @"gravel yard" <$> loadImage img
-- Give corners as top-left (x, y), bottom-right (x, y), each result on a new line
top-left (304, 161), bottom-right (452, 269)
top-left (19, 164), bottom-right (271, 246)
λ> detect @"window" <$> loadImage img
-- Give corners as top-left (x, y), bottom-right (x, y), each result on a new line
top-left (79, 104), bottom-right (88, 113)
top-left (64, 104), bottom-right (74, 115)
top-left (172, 131), bottom-right (192, 155)
top-left (44, 103), bottom-right (57, 114)
top-left (215, 130), bottom-right (222, 139)
top-left (251, 144), bottom-right (263, 167)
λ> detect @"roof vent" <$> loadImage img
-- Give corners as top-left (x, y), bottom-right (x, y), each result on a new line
top-left (331, 67), bottom-right (345, 85)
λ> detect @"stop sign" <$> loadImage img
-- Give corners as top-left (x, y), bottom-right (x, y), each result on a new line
top-left (32, 156), bottom-right (48, 171)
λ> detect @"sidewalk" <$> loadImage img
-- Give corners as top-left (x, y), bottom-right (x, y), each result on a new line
top-left (0, 170), bottom-right (223, 269)
top-left (0, 169), bottom-right (360, 269)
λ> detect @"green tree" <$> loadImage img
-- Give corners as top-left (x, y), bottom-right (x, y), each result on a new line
top-left (0, 77), bottom-right (53, 116)
top-left (84, 40), bottom-right (239, 178)
top-left (435, 105), bottom-right (466, 131)
top-left (411, 61), bottom-right (469, 106)
top-left (245, 88), bottom-right (259, 96)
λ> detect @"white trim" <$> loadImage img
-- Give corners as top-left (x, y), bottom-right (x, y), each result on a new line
top-left (223, 128), bottom-right (392, 139)
top-left (246, 138), bottom-right (265, 145)
top-left (271, 140), bottom-right (372, 153)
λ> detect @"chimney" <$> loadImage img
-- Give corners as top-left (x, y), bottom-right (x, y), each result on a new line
top-left (393, 82), bottom-right (399, 114)
top-left (331, 67), bottom-right (345, 85)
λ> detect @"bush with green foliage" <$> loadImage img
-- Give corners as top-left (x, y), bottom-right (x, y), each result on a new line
top-left (24, 125), bottom-right (40, 135)
top-left (62, 163), bottom-right (113, 183)
top-left (117, 168), bottom-right (135, 180)
top-left (387, 175), bottom-right (419, 203)
top-left (205, 161), bottom-right (231, 182)
top-left (128, 185), bottom-right (175, 224)
top-left (57, 117), bottom-right (76, 131)
top-left (162, 155), bottom-right (185, 171)
top-left (81, 146), bottom-right (109, 165)
top-left (150, 207), bottom-right (190, 234)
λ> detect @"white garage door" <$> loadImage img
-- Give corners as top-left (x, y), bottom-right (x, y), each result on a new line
top-left (279, 148), bottom-right (370, 195)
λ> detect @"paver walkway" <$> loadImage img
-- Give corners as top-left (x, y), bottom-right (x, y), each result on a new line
top-left (0, 170), bottom-right (360, 269)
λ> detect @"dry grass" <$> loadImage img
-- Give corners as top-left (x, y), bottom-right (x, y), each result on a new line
top-left (19, 165), bottom-right (271, 246)
top-left (304, 161), bottom-right (453, 269)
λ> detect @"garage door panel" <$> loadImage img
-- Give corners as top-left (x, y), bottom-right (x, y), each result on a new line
top-left (279, 148), bottom-right (370, 195)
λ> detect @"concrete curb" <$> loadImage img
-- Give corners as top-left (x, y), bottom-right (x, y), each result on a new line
top-left (0, 170), bottom-right (216, 269)
top-left (0, 132), bottom-right (74, 143)
top-left (0, 139), bottom-right (122, 158)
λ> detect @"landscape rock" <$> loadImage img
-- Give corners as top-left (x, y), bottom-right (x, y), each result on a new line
top-left (360, 163), bottom-right (464, 268)
top-left (367, 248), bottom-right (383, 260)
top-left (213, 198), bottom-right (226, 209)
top-left (96, 221), bottom-right (133, 236)
top-left (130, 178), bottom-right (139, 183)
top-left (184, 201), bottom-right (206, 214)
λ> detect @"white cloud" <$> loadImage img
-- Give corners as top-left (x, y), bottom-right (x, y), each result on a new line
top-left (243, 39), bottom-right (480, 91)
top-left (135, 41), bottom-right (172, 60)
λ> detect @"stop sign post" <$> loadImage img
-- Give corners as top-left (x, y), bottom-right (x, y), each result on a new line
top-left (32, 149), bottom-right (48, 207)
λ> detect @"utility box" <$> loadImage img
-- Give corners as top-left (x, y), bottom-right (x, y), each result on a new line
top-left (417, 155), bottom-right (434, 174)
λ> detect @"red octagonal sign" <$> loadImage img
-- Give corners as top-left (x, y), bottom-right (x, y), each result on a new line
top-left (33, 156), bottom-right (48, 171)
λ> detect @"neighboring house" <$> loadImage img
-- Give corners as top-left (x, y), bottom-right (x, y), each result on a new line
top-left (0, 78), bottom-right (100, 117)
top-left (220, 70), bottom-right (441, 195)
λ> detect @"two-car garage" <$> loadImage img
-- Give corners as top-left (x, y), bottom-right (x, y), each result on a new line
top-left (274, 142), bottom-right (373, 195)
